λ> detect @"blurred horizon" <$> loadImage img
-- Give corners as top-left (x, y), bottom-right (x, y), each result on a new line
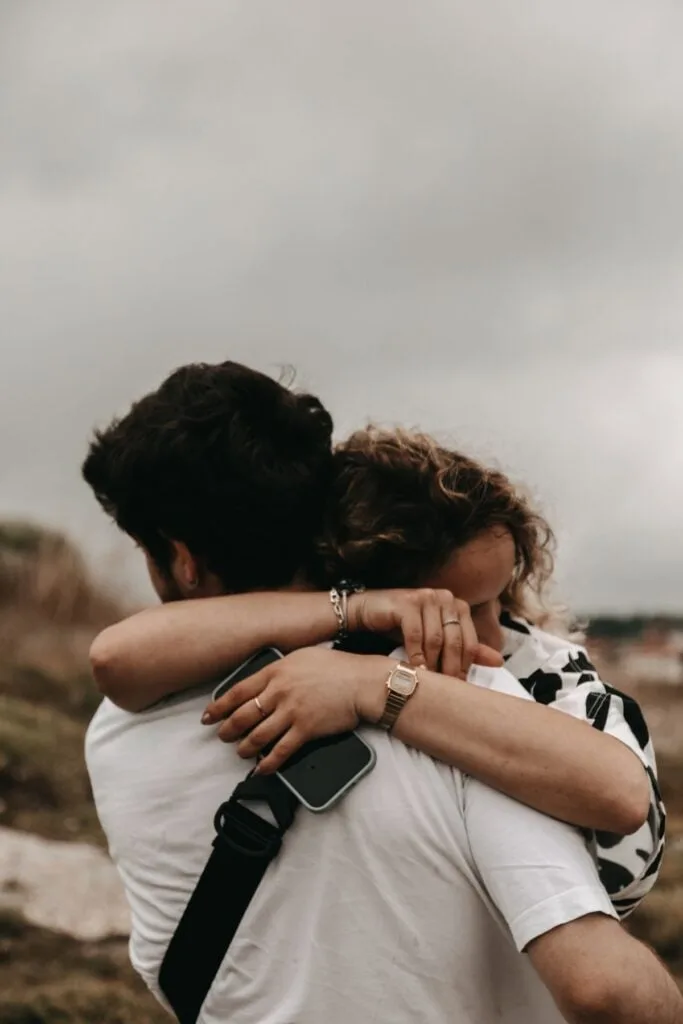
top-left (2, 511), bottom-right (682, 622)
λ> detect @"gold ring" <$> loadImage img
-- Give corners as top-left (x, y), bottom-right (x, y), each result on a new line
top-left (442, 618), bottom-right (461, 627)
top-left (253, 696), bottom-right (267, 718)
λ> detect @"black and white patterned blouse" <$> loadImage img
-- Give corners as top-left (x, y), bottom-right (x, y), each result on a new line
top-left (500, 611), bottom-right (665, 918)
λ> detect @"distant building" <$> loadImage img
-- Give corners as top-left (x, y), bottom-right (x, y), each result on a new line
top-left (623, 649), bottom-right (683, 686)
top-left (587, 621), bottom-right (683, 686)
top-left (586, 636), bottom-right (620, 665)
top-left (621, 628), bottom-right (683, 685)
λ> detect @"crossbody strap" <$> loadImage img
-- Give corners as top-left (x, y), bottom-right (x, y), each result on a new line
top-left (159, 633), bottom-right (397, 1023)
top-left (159, 770), bottom-right (298, 1024)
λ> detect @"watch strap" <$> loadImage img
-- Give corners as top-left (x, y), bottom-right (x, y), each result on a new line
top-left (377, 689), bottom-right (409, 731)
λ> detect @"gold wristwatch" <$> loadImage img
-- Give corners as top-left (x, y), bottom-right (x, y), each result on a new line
top-left (377, 662), bottom-right (420, 731)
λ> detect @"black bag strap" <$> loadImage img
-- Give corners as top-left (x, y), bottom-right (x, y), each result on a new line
top-left (159, 633), bottom-right (397, 1023)
top-left (159, 770), bottom-right (298, 1024)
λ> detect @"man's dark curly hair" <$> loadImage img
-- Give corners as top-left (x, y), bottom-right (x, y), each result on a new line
top-left (82, 361), bottom-right (334, 593)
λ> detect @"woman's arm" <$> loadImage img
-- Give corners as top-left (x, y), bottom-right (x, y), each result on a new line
top-left (499, 614), bottom-right (666, 917)
top-left (372, 661), bottom-right (651, 837)
top-left (91, 588), bottom-right (500, 711)
top-left (206, 646), bottom-right (650, 837)
top-left (90, 593), bottom-right (341, 711)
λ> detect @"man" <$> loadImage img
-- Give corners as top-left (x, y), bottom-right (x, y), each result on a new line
top-left (83, 360), bottom-right (682, 1023)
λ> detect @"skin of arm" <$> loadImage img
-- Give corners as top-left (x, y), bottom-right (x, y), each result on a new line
top-left (90, 587), bottom-right (498, 710)
top-left (463, 773), bottom-right (679, 1023)
top-left (91, 594), bottom-right (649, 834)
top-left (527, 914), bottom-right (683, 1024)
top-left (214, 647), bottom-right (650, 835)
top-left (90, 592), bottom-right (342, 711)
top-left (369, 662), bottom-right (650, 836)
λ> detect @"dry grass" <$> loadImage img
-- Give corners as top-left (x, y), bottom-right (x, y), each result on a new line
top-left (0, 522), bottom-right (121, 629)
top-left (0, 695), bottom-right (101, 842)
top-left (0, 910), bottom-right (168, 1024)
top-left (0, 522), bottom-right (167, 1020)
top-left (0, 522), bottom-right (124, 714)
top-left (0, 523), bottom-right (125, 844)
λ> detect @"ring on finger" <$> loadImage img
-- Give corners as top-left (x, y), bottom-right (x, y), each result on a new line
top-left (442, 617), bottom-right (461, 628)
top-left (253, 696), bottom-right (268, 719)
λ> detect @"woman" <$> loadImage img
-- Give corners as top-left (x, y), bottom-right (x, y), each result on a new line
top-left (91, 427), bottom-right (664, 919)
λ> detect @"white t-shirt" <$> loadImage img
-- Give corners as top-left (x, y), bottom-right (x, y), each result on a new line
top-left (85, 661), bottom-right (616, 1024)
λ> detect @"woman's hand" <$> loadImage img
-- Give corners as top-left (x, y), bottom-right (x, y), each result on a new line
top-left (202, 647), bottom-right (391, 774)
top-left (200, 590), bottom-right (504, 775)
top-left (349, 588), bottom-right (502, 678)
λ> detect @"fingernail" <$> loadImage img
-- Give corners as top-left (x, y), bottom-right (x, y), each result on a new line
top-left (201, 711), bottom-right (212, 725)
top-left (253, 762), bottom-right (263, 775)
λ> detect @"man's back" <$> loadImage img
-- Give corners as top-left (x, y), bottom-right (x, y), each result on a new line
top-left (86, 678), bottom-right (593, 1024)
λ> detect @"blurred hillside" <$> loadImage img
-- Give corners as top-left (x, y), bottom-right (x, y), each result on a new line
top-left (0, 521), bottom-right (681, 1023)
top-left (0, 521), bottom-right (167, 1023)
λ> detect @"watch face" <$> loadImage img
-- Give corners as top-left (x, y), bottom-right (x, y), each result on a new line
top-left (391, 666), bottom-right (417, 696)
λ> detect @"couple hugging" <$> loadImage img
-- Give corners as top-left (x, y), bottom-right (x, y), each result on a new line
top-left (82, 359), bottom-right (676, 1023)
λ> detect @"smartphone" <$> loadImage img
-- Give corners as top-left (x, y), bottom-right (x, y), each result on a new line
top-left (212, 647), bottom-right (286, 697)
top-left (212, 649), bottom-right (377, 813)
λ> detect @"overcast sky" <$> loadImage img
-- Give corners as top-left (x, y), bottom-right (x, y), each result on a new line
top-left (2, 0), bottom-right (683, 612)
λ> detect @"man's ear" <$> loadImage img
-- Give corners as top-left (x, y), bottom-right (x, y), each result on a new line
top-left (168, 539), bottom-right (200, 596)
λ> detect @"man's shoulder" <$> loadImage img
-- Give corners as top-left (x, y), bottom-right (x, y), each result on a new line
top-left (85, 685), bottom-right (214, 770)
top-left (85, 697), bottom-right (123, 752)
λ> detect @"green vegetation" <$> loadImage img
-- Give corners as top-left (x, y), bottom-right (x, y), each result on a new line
top-left (0, 695), bottom-right (100, 843)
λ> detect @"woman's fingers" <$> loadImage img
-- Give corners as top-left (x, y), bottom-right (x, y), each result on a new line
top-left (202, 664), bottom-right (273, 724)
top-left (473, 642), bottom-right (504, 668)
top-left (216, 690), bottom-right (271, 741)
top-left (439, 595), bottom-right (466, 678)
top-left (401, 599), bottom-right (427, 668)
top-left (256, 727), bottom-right (307, 775)
top-left (395, 590), bottom-right (481, 677)
top-left (454, 600), bottom-right (478, 678)
top-left (234, 707), bottom-right (293, 760)
top-left (421, 595), bottom-right (445, 671)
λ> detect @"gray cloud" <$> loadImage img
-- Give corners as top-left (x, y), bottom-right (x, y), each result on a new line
top-left (2, 0), bottom-right (683, 611)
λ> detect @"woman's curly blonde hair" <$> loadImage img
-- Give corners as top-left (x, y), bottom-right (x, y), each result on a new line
top-left (313, 427), bottom-right (557, 625)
